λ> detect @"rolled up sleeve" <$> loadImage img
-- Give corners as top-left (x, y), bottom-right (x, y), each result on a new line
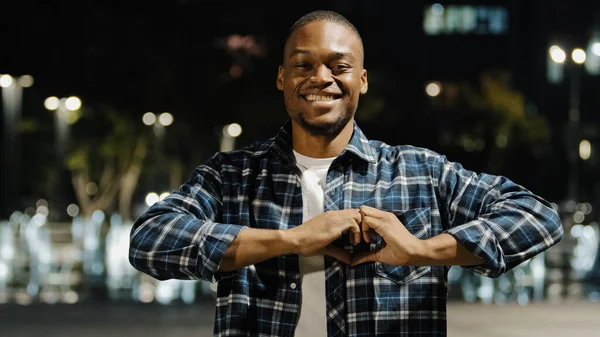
top-left (129, 154), bottom-right (245, 282)
top-left (434, 155), bottom-right (564, 278)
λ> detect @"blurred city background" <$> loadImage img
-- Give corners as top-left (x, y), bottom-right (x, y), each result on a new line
top-left (1, 0), bottom-right (600, 336)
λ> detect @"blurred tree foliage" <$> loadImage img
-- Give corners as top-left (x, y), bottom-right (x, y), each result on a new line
top-left (427, 69), bottom-right (556, 190)
top-left (66, 106), bottom-right (148, 221)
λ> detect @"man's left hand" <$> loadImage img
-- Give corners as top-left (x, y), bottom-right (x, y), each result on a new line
top-left (350, 205), bottom-right (425, 266)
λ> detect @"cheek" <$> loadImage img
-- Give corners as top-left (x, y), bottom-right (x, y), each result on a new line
top-left (283, 79), bottom-right (301, 98)
top-left (283, 90), bottom-right (298, 110)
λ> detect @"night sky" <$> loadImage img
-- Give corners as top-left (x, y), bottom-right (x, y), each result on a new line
top-left (2, 0), bottom-right (600, 216)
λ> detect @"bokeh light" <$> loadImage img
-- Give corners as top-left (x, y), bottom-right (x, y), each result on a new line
top-left (142, 112), bottom-right (156, 126)
top-left (0, 74), bottom-right (13, 88)
top-left (145, 192), bottom-right (159, 206)
top-left (425, 82), bottom-right (441, 97)
top-left (159, 112), bottom-right (174, 126)
top-left (549, 45), bottom-right (566, 63)
top-left (65, 96), bottom-right (82, 111)
top-left (226, 123), bottom-right (242, 138)
top-left (572, 48), bottom-right (587, 64)
top-left (44, 96), bottom-right (60, 110)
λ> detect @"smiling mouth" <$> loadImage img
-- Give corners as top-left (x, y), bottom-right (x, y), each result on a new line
top-left (303, 94), bottom-right (342, 102)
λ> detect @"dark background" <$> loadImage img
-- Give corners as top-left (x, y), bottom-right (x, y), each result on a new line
top-left (2, 0), bottom-right (600, 218)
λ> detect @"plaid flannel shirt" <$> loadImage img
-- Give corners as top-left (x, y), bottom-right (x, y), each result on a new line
top-left (129, 120), bottom-right (563, 336)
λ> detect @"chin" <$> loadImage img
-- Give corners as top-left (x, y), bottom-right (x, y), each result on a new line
top-left (298, 112), bottom-right (353, 137)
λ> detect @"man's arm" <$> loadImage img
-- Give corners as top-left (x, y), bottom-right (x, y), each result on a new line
top-left (129, 154), bottom-right (245, 282)
top-left (433, 154), bottom-right (564, 277)
top-left (352, 153), bottom-right (563, 276)
top-left (352, 206), bottom-right (485, 267)
top-left (416, 233), bottom-right (484, 266)
top-left (220, 210), bottom-right (363, 271)
top-left (218, 228), bottom-right (292, 272)
top-left (130, 153), bottom-right (362, 281)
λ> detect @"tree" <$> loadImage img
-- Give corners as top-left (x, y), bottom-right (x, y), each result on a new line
top-left (67, 106), bottom-right (148, 221)
top-left (426, 69), bottom-right (555, 192)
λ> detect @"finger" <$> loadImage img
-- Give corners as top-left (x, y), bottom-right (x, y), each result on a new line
top-left (344, 218), bottom-right (361, 246)
top-left (349, 223), bottom-right (361, 246)
top-left (346, 209), bottom-right (362, 224)
top-left (359, 205), bottom-right (385, 218)
top-left (348, 229), bottom-right (356, 246)
top-left (350, 249), bottom-right (380, 266)
top-left (349, 222), bottom-right (360, 240)
top-left (362, 226), bottom-right (370, 243)
top-left (361, 215), bottom-right (384, 243)
top-left (363, 216), bottom-right (391, 242)
top-left (324, 245), bottom-right (351, 264)
top-left (353, 231), bottom-right (361, 246)
top-left (361, 215), bottom-right (372, 243)
top-left (363, 215), bottom-right (388, 237)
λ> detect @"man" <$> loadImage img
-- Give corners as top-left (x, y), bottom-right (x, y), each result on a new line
top-left (129, 10), bottom-right (564, 336)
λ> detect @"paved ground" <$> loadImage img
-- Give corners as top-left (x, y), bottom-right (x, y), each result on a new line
top-left (1, 299), bottom-right (598, 336)
top-left (447, 300), bottom-right (600, 337)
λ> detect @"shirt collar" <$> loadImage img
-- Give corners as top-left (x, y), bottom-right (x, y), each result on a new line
top-left (270, 119), bottom-right (377, 165)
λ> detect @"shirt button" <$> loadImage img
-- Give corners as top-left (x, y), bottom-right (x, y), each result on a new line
top-left (296, 181), bottom-right (300, 187)
top-left (290, 282), bottom-right (297, 289)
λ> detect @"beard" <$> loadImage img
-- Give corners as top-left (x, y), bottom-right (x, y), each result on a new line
top-left (294, 108), bottom-right (355, 137)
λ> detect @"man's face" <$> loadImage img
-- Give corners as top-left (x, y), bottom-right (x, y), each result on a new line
top-left (277, 20), bottom-right (368, 137)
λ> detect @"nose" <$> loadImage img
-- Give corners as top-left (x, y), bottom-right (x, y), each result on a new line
top-left (309, 64), bottom-right (333, 85)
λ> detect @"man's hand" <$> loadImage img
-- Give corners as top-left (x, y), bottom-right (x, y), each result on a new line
top-left (286, 209), bottom-right (362, 264)
top-left (351, 205), bottom-right (424, 266)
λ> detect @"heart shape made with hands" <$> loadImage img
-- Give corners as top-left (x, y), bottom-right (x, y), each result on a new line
top-left (325, 205), bottom-right (424, 267)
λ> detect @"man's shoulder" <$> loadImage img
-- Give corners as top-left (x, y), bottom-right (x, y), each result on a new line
top-left (209, 137), bottom-right (276, 166)
top-left (368, 140), bottom-right (443, 164)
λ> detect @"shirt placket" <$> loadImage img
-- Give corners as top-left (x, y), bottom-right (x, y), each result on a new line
top-left (280, 166), bottom-right (303, 337)
top-left (323, 162), bottom-right (347, 337)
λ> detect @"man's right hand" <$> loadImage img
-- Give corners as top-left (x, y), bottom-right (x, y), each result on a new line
top-left (284, 209), bottom-right (362, 264)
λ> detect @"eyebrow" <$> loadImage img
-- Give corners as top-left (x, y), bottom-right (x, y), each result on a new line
top-left (288, 49), bottom-right (355, 61)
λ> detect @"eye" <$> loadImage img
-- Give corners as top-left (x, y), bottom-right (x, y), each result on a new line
top-left (295, 63), bottom-right (310, 69)
top-left (331, 64), bottom-right (351, 74)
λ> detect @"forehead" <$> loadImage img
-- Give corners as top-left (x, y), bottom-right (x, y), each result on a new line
top-left (285, 20), bottom-right (362, 59)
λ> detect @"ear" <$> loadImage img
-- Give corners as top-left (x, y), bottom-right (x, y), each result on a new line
top-left (360, 69), bottom-right (368, 94)
top-left (276, 65), bottom-right (284, 91)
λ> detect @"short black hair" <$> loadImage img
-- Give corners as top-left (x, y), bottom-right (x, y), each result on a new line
top-left (287, 10), bottom-right (362, 44)
top-left (284, 10), bottom-right (364, 57)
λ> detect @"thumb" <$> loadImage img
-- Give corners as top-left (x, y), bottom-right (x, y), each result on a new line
top-left (350, 249), bottom-right (381, 267)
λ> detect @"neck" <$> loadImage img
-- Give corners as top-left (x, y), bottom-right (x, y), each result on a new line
top-left (291, 119), bottom-right (354, 158)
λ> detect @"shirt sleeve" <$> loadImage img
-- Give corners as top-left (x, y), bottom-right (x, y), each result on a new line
top-left (432, 154), bottom-right (564, 278)
top-left (129, 153), bottom-right (245, 282)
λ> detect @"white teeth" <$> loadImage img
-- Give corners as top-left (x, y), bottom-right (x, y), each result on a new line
top-left (305, 94), bottom-right (336, 101)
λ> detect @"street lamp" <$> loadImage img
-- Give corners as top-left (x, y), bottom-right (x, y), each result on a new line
top-left (579, 140), bottom-right (592, 161)
top-left (572, 48), bottom-right (587, 64)
top-left (1, 74), bottom-right (34, 217)
top-left (142, 111), bottom-right (173, 154)
top-left (44, 95), bottom-right (82, 219)
top-left (547, 45), bottom-right (592, 203)
top-left (425, 81), bottom-right (442, 97)
top-left (220, 123), bottom-right (242, 152)
top-left (142, 112), bottom-right (173, 138)
top-left (142, 112), bottom-right (174, 192)
top-left (44, 96), bottom-right (82, 159)
top-left (584, 27), bottom-right (600, 75)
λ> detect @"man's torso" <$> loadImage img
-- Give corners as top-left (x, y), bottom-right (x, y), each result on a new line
top-left (213, 132), bottom-right (449, 337)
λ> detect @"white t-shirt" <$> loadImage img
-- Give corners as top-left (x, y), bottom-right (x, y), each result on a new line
top-left (293, 150), bottom-right (335, 337)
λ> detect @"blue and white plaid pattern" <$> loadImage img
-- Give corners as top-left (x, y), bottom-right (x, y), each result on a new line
top-left (130, 121), bottom-right (563, 336)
